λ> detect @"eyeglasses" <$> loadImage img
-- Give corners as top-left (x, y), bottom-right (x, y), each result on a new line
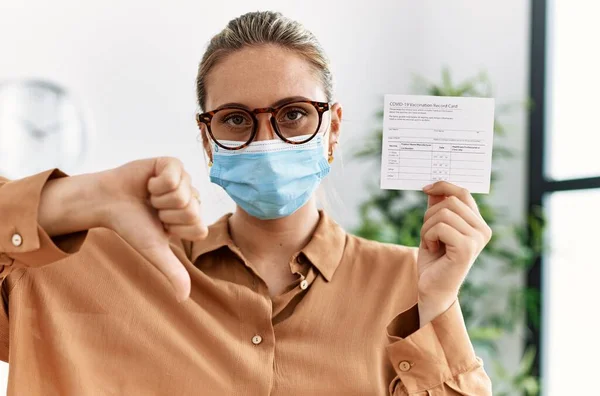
top-left (196, 100), bottom-right (331, 150)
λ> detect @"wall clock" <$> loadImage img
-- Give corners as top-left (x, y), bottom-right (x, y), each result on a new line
top-left (0, 79), bottom-right (90, 179)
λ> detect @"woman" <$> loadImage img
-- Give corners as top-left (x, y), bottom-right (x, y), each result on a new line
top-left (0, 11), bottom-right (492, 396)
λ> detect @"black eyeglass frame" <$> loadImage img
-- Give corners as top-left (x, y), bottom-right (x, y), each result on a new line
top-left (195, 100), bottom-right (331, 150)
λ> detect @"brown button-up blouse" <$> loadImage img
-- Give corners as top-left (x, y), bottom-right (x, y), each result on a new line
top-left (0, 170), bottom-right (492, 395)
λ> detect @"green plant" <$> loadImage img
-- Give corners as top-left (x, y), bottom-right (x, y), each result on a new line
top-left (354, 68), bottom-right (543, 395)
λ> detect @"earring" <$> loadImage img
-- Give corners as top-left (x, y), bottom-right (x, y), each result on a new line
top-left (208, 160), bottom-right (213, 167)
top-left (328, 151), bottom-right (334, 164)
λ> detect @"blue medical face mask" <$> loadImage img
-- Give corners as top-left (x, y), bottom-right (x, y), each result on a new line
top-left (209, 134), bottom-right (331, 220)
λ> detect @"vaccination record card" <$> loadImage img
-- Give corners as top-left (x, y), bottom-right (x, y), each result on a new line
top-left (380, 94), bottom-right (495, 194)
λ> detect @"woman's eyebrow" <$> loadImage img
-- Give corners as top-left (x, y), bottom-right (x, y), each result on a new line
top-left (215, 96), bottom-right (311, 111)
top-left (270, 96), bottom-right (311, 107)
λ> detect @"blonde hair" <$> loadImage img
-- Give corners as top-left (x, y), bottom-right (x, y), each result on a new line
top-left (195, 10), bottom-right (334, 111)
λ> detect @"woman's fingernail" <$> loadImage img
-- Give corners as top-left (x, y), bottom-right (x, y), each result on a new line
top-left (423, 183), bottom-right (434, 191)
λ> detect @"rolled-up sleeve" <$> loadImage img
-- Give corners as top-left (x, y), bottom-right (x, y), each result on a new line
top-left (386, 300), bottom-right (492, 395)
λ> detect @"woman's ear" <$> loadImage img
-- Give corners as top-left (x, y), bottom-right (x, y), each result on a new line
top-left (328, 102), bottom-right (343, 153)
top-left (200, 124), bottom-right (213, 163)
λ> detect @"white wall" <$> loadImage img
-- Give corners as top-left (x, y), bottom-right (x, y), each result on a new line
top-left (0, 0), bottom-right (530, 391)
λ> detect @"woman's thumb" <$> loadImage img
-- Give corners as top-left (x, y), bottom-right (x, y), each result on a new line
top-left (140, 244), bottom-right (191, 303)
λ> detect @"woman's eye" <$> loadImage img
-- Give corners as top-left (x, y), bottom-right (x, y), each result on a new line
top-left (223, 114), bottom-right (250, 126)
top-left (281, 109), bottom-right (306, 122)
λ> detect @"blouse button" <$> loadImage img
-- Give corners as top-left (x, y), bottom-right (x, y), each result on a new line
top-left (300, 280), bottom-right (309, 290)
top-left (398, 361), bottom-right (412, 372)
top-left (251, 335), bottom-right (263, 345)
top-left (11, 233), bottom-right (23, 247)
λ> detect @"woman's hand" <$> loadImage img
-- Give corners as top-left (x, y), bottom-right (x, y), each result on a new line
top-left (416, 181), bottom-right (492, 327)
top-left (102, 157), bottom-right (208, 302)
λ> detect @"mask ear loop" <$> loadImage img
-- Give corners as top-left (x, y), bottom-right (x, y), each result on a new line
top-left (328, 140), bottom-right (339, 164)
top-left (323, 112), bottom-right (335, 164)
top-left (208, 142), bottom-right (216, 168)
top-left (195, 109), bottom-right (214, 168)
top-left (196, 133), bottom-right (214, 168)
top-left (208, 143), bottom-right (218, 167)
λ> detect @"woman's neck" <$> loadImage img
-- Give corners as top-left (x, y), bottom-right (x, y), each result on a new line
top-left (229, 198), bottom-right (319, 296)
top-left (228, 199), bottom-right (320, 288)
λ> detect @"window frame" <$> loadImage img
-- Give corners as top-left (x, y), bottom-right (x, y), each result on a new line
top-left (527, 0), bottom-right (600, 380)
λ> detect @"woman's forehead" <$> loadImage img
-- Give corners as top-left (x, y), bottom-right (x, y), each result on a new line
top-left (204, 45), bottom-right (325, 110)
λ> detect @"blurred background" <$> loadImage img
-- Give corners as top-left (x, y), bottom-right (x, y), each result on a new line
top-left (0, 0), bottom-right (598, 394)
